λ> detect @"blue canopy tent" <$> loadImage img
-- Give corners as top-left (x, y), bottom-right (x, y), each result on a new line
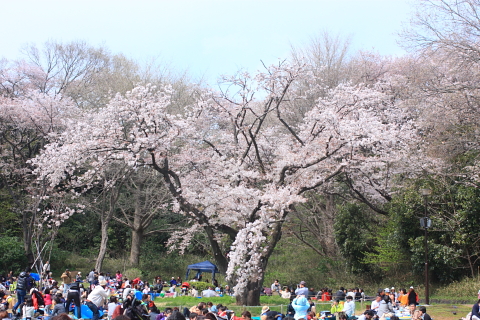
top-left (185, 260), bottom-right (219, 283)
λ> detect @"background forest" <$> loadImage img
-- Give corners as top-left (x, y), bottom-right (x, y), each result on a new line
top-left (2, 0), bottom-right (480, 305)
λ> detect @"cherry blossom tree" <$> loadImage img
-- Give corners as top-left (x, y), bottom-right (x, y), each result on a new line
top-left (0, 84), bottom-right (79, 266)
top-left (32, 60), bottom-right (418, 305)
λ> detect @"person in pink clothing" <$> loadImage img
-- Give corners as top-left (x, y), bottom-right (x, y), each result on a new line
top-left (116, 271), bottom-right (123, 285)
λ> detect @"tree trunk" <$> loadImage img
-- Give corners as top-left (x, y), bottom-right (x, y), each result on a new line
top-left (235, 276), bottom-right (264, 306)
top-left (95, 222), bottom-right (109, 272)
top-left (23, 212), bottom-right (35, 266)
top-left (129, 227), bottom-right (143, 266)
top-left (95, 187), bottom-right (118, 272)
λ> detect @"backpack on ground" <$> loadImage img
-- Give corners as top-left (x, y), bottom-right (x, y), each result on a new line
top-left (124, 298), bottom-right (148, 320)
top-left (32, 289), bottom-right (45, 308)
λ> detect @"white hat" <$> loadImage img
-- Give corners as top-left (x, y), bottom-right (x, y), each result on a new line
top-left (384, 288), bottom-right (390, 293)
top-left (391, 287), bottom-right (395, 290)
top-left (410, 286), bottom-right (414, 289)
top-left (99, 279), bottom-right (107, 286)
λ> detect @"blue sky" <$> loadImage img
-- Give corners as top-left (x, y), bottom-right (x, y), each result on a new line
top-left (0, 0), bottom-right (414, 85)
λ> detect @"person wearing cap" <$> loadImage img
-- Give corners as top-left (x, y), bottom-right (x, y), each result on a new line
top-left (295, 281), bottom-right (308, 297)
top-left (260, 306), bottom-right (282, 320)
top-left (292, 296), bottom-right (310, 320)
top-left (407, 287), bottom-right (418, 306)
top-left (343, 295), bottom-right (355, 318)
top-left (86, 279), bottom-right (110, 320)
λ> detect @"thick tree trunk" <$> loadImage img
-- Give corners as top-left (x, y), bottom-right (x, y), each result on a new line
top-left (129, 202), bottom-right (144, 266)
top-left (129, 227), bottom-right (143, 266)
top-left (235, 276), bottom-right (264, 306)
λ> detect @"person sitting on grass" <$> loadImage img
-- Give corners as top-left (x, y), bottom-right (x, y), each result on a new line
top-left (408, 304), bottom-right (417, 318)
top-left (417, 306), bottom-right (431, 320)
top-left (342, 295), bottom-right (355, 319)
top-left (241, 311), bottom-right (252, 320)
top-left (261, 306), bottom-right (283, 320)
top-left (377, 295), bottom-right (393, 318)
top-left (472, 300), bottom-right (480, 320)
top-left (356, 310), bottom-right (374, 320)
top-left (51, 297), bottom-right (66, 317)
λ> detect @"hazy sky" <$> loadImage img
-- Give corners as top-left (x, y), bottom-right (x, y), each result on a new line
top-left (0, 0), bottom-right (414, 85)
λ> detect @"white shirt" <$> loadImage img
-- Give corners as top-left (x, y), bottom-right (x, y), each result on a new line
top-left (123, 288), bottom-right (132, 300)
top-left (87, 285), bottom-right (109, 307)
top-left (371, 300), bottom-right (380, 311)
top-left (191, 288), bottom-right (198, 297)
top-left (343, 300), bottom-right (355, 317)
top-left (108, 302), bottom-right (117, 316)
top-left (202, 289), bottom-right (218, 297)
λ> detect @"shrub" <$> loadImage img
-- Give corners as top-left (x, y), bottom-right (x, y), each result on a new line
top-left (125, 268), bottom-right (143, 279)
top-left (0, 237), bottom-right (27, 274)
top-left (188, 281), bottom-right (210, 291)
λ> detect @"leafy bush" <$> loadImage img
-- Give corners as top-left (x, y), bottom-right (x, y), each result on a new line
top-left (0, 236), bottom-right (27, 274)
top-left (125, 268), bottom-right (143, 279)
top-left (188, 281), bottom-right (210, 291)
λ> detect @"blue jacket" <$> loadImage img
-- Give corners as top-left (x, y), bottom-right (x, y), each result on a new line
top-left (292, 297), bottom-right (309, 320)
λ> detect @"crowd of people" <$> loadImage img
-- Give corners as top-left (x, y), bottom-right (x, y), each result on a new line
top-left (0, 269), bottom-right (475, 320)
top-left (261, 281), bottom-right (433, 320)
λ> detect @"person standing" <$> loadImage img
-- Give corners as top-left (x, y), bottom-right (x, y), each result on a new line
top-left (86, 279), bottom-right (110, 320)
top-left (292, 296), bottom-right (310, 320)
top-left (115, 271), bottom-right (123, 285)
top-left (65, 280), bottom-right (82, 318)
top-left (88, 269), bottom-right (96, 288)
top-left (12, 270), bottom-right (32, 315)
top-left (61, 269), bottom-right (73, 294)
top-left (43, 261), bottom-right (51, 277)
top-left (407, 287), bottom-right (418, 306)
top-left (295, 281), bottom-right (308, 297)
